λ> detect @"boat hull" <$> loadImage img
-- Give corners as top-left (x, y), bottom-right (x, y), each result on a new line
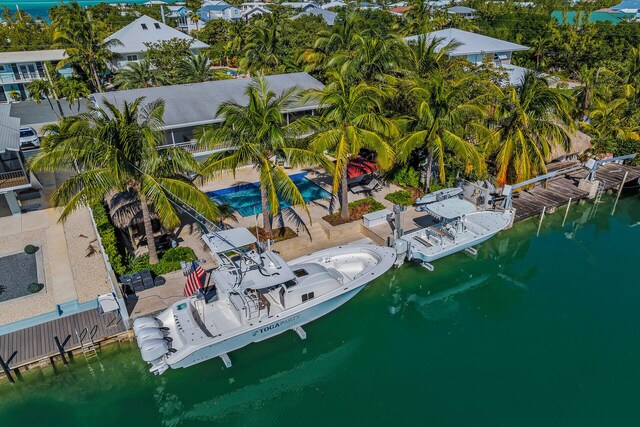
top-left (169, 284), bottom-right (366, 370)
top-left (408, 232), bottom-right (495, 263)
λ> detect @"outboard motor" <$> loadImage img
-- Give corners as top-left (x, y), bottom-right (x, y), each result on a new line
top-left (133, 317), bottom-right (159, 334)
top-left (140, 338), bottom-right (169, 363)
top-left (136, 327), bottom-right (166, 348)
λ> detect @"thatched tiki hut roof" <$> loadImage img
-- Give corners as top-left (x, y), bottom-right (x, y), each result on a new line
top-left (105, 189), bottom-right (159, 229)
top-left (549, 130), bottom-right (593, 163)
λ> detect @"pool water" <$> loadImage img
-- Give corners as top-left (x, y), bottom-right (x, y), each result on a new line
top-left (208, 173), bottom-right (332, 217)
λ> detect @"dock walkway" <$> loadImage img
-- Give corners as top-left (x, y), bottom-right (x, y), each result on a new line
top-left (0, 309), bottom-right (126, 370)
top-left (511, 161), bottom-right (640, 221)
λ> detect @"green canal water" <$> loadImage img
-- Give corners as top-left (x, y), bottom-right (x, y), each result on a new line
top-left (1, 192), bottom-right (639, 426)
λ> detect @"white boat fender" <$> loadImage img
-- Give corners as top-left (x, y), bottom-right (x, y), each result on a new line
top-left (133, 317), bottom-right (159, 334)
top-left (136, 327), bottom-right (165, 348)
top-left (140, 338), bottom-right (169, 362)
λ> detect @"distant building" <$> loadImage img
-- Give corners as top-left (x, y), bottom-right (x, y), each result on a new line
top-left (198, 3), bottom-right (242, 22)
top-left (291, 7), bottom-right (337, 25)
top-left (0, 50), bottom-right (73, 102)
top-left (389, 6), bottom-right (411, 16)
top-left (105, 15), bottom-right (209, 69)
top-left (611, 0), bottom-right (640, 13)
top-left (242, 5), bottom-right (272, 19)
top-left (448, 6), bottom-right (476, 19)
top-left (322, 1), bottom-right (346, 9)
top-left (551, 9), bottom-right (635, 25)
top-left (405, 28), bottom-right (530, 86)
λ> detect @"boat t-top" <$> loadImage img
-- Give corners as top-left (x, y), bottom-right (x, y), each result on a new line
top-left (133, 228), bottom-right (396, 375)
top-left (394, 187), bottom-right (513, 270)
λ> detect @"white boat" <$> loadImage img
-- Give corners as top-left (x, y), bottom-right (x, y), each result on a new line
top-left (415, 187), bottom-right (463, 210)
top-left (395, 192), bottom-right (513, 269)
top-left (133, 228), bottom-right (396, 375)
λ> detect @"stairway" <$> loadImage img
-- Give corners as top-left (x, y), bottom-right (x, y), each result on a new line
top-left (76, 326), bottom-right (100, 360)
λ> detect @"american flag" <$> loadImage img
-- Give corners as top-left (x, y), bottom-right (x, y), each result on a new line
top-left (183, 265), bottom-right (206, 297)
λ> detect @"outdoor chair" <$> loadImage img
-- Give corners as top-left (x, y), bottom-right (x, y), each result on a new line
top-left (350, 178), bottom-right (381, 194)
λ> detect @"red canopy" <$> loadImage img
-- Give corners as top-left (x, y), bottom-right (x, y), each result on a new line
top-left (347, 157), bottom-right (377, 179)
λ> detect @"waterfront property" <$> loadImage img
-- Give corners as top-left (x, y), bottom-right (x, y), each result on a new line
top-left (105, 15), bottom-right (209, 69)
top-left (0, 49), bottom-right (74, 102)
top-left (404, 28), bottom-right (530, 86)
top-left (89, 72), bottom-right (325, 156)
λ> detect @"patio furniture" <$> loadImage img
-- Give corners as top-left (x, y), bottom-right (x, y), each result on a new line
top-left (350, 178), bottom-right (381, 194)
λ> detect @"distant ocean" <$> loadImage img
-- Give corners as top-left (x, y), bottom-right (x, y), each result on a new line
top-left (0, 0), bottom-right (179, 19)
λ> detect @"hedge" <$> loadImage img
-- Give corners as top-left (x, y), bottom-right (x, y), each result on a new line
top-left (91, 203), bottom-right (127, 276)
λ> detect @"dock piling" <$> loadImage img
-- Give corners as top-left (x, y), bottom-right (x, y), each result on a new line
top-left (537, 206), bottom-right (546, 237)
top-left (0, 351), bottom-right (18, 383)
top-left (54, 335), bottom-right (72, 365)
top-left (562, 198), bottom-right (572, 227)
top-left (612, 171), bottom-right (629, 215)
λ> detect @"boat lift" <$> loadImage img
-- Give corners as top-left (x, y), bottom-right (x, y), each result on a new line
top-left (501, 171), bottom-right (558, 211)
top-left (584, 154), bottom-right (637, 181)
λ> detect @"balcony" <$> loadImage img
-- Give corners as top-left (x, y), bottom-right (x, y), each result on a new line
top-left (157, 140), bottom-right (236, 156)
top-left (0, 170), bottom-right (29, 190)
top-left (0, 70), bottom-right (46, 85)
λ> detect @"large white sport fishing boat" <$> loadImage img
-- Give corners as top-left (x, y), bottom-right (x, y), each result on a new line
top-left (133, 228), bottom-right (396, 375)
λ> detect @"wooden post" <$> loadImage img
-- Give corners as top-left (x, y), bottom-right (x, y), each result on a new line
top-left (54, 335), bottom-right (71, 365)
top-left (537, 206), bottom-right (546, 237)
top-left (612, 171), bottom-right (629, 215)
top-left (562, 198), bottom-right (572, 227)
top-left (0, 351), bottom-right (18, 383)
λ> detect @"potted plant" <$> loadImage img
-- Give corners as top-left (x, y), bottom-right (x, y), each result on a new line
top-left (8, 90), bottom-right (21, 103)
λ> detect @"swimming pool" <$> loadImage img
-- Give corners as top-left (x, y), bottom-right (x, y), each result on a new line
top-left (208, 173), bottom-right (332, 217)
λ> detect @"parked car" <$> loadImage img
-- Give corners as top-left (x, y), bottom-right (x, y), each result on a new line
top-left (19, 126), bottom-right (40, 148)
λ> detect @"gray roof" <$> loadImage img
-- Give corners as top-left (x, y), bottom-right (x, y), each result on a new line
top-left (447, 6), bottom-right (475, 13)
top-left (89, 73), bottom-right (325, 130)
top-left (105, 15), bottom-right (209, 55)
top-left (404, 28), bottom-right (528, 56)
top-left (291, 7), bottom-right (337, 25)
top-left (0, 104), bottom-right (21, 153)
top-left (0, 49), bottom-right (67, 64)
top-left (10, 99), bottom-right (91, 126)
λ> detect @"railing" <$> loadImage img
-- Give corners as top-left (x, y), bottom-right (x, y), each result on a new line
top-left (0, 71), bottom-right (45, 84)
top-left (0, 170), bottom-right (29, 190)
top-left (157, 140), bottom-right (236, 155)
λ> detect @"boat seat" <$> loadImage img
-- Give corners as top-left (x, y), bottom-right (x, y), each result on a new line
top-left (414, 236), bottom-right (433, 248)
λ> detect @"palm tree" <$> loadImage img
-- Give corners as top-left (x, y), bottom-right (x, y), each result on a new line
top-left (114, 60), bottom-right (157, 89)
top-left (529, 35), bottom-right (550, 70)
top-left (30, 98), bottom-right (220, 264)
top-left (52, 3), bottom-right (122, 92)
top-left (189, 10), bottom-right (200, 31)
top-left (57, 78), bottom-right (90, 113)
top-left (309, 72), bottom-right (396, 219)
top-left (486, 72), bottom-right (575, 185)
top-left (179, 54), bottom-right (215, 83)
top-left (199, 77), bottom-right (324, 238)
top-left (404, 36), bottom-right (459, 79)
top-left (240, 14), bottom-right (285, 75)
top-left (26, 79), bottom-right (60, 117)
top-left (397, 74), bottom-right (486, 192)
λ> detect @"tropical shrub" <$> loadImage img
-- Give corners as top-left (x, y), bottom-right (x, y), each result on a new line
top-left (127, 246), bottom-right (198, 276)
top-left (323, 197), bottom-right (385, 226)
top-left (24, 244), bottom-right (40, 254)
top-left (91, 204), bottom-right (127, 276)
top-left (385, 190), bottom-right (415, 206)
top-left (388, 165), bottom-right (421, 188)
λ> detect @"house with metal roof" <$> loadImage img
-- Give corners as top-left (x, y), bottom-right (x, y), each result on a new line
top-left (291, 7), bottom-right (338, 25)
top-left (0, 50), bottom-right (74, 102)
top-left (199, 3), bottom-right (242, 22)
top-left (322, 1), bottom-right (346, 8)
top-left (611, 0), bottom-right (640, 13)
top-left (447, 6), bottom-right (476, 19)
top-left (89, 72), bottom-right (325, 156)
top-left (0, 105), bottom-right (33, 215)
top-left (105, 15), bottom-right (209, 69)
top-left (404, 28), bottom-right (530, 86)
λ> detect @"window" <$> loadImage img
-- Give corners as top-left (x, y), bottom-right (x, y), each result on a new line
top-left (126, 55), bottom-right (138, 61)
top-left (293, 269), bottom-right (308, 278)
top-left (141, 23), bottom-right (148, 30)
top-left (301, 292), bottom-right (315, 303)
top-left (154, 23), bottom-right (161, 29)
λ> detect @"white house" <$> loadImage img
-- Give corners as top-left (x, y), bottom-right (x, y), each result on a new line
top-left (105, 15), bottom-right (209, 69)
top-left (242, 5), bottom-right (272, 19)
top-left (447, 6), bottom-right (476, 19)
top-left (322, 1), bottom-right (346, 9)
top-left (404, 28), bottom-right (530, 86)
top-left (283, 2), bottom-right (319, 11)
top-left (0, 49), bottom-right (74, 102)
top-left (199, 2), bottom-right (242, 22)
top-left (291, 7), bottom-right (337, 25)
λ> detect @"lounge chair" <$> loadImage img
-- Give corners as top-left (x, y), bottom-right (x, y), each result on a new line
top-left (350, 178), bottom-right (381, 194)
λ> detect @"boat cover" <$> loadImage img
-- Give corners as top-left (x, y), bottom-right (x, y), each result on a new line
top-left (425, 197), bottom-right (476, 219)
top-left (203, 228), bottom-right (257, 253)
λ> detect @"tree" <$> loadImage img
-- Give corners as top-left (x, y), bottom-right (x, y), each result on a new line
top-left (26, 79), bottom-right (59, 117)
top-left (52, 3), bottom-right (122, 92)
top-left (403, 36), bottom-right (459, 80)
top-left (114, 60), bottom-right (158, 89)
top-left (486, 72), bottom-right (575, 185)
top-left (309, 72), bottom-right (395, 219)
top-left (199, 77), bottom-right (324, 238)
top-left (56, 77), bottom-right (90, 113)
top-left (30, 98), bottom-right (220, 264)
top-left (240, 13), bottom-right (287, 75)
top-left (189, 10), bottom-right (200, 32)
top-left (179, 54), bottom-right (215, 83)
top-left (397, 74), bottom-right (486, 192)
top-left (144, 38), bottom-right (195, 84)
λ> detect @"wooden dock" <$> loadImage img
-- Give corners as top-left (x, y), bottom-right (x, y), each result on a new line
top-left (510, 160), bottom-right (640, 221)
top-left (0, 308), bottom-right (127, 373)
